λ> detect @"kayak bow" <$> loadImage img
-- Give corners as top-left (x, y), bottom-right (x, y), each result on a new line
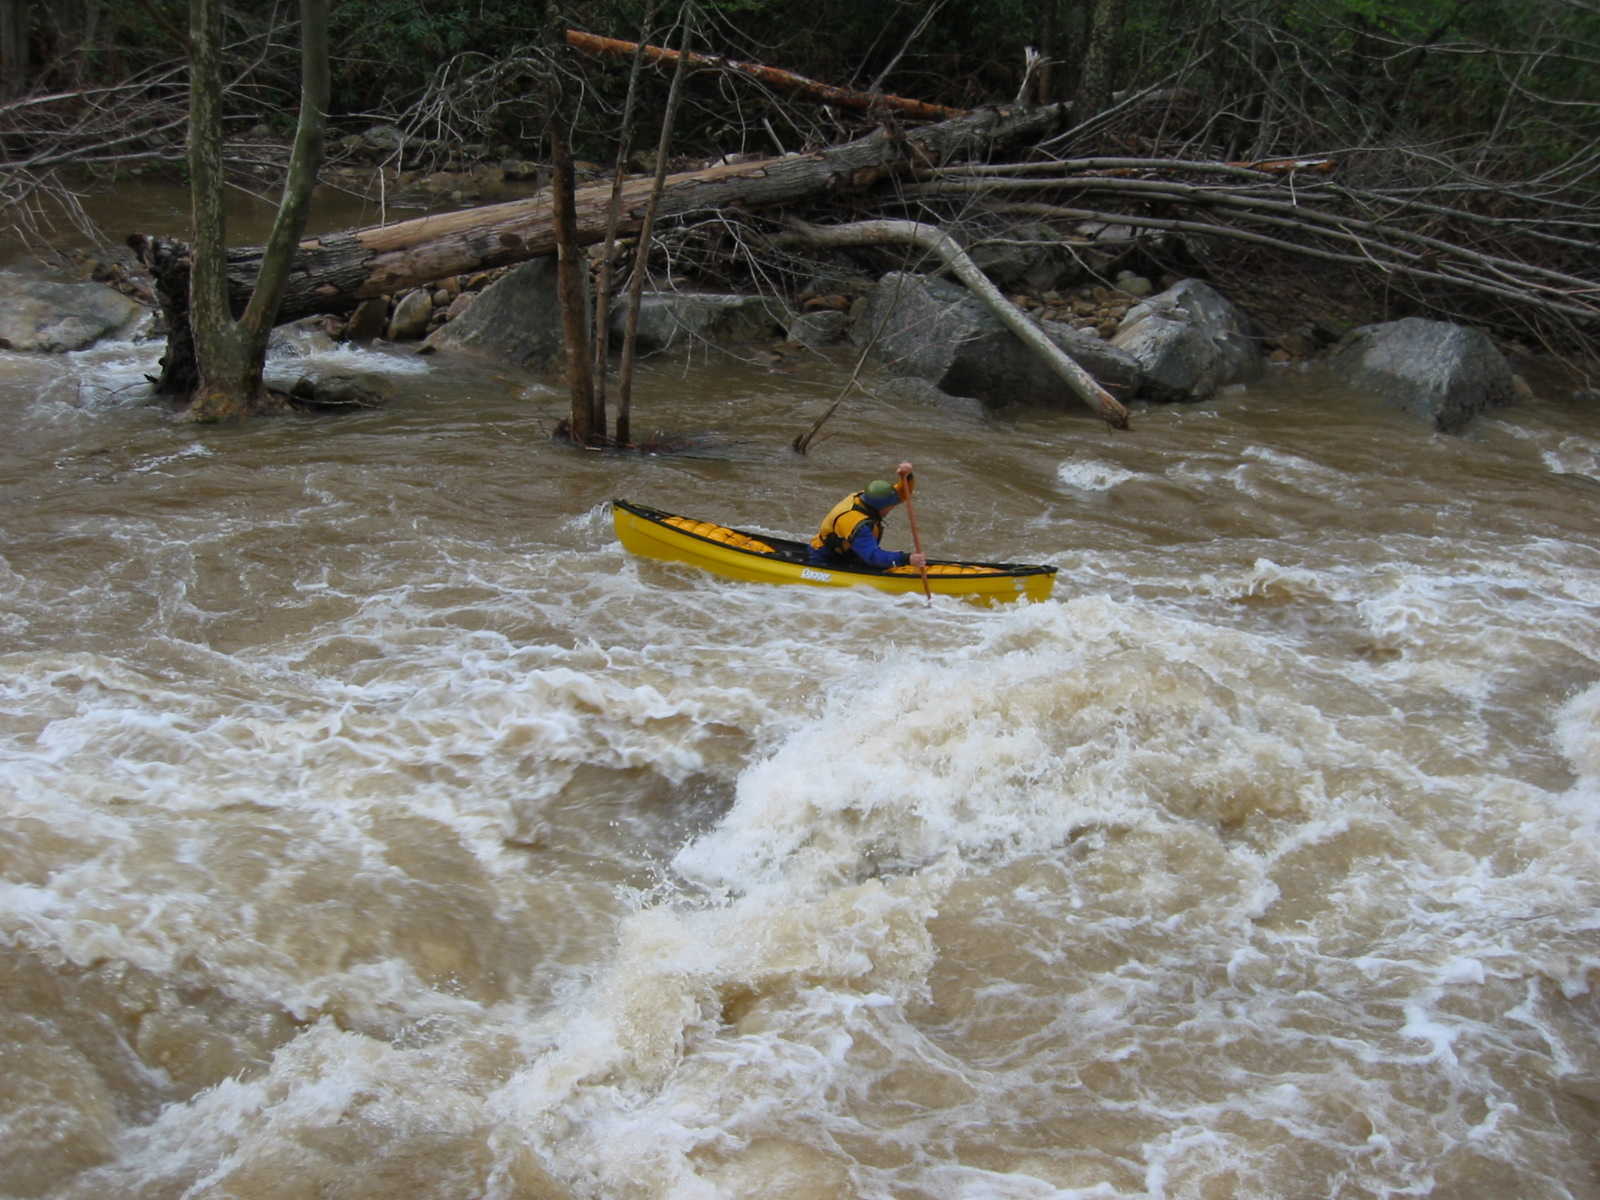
top-left (612, 499), bottom-right (1056, 605)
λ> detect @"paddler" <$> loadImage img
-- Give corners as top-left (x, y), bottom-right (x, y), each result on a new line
top-left (809, 461), bottom-right (929, 571)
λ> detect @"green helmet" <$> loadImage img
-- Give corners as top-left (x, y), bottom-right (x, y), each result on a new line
top-left (862, 480), bottom-right (898, 507)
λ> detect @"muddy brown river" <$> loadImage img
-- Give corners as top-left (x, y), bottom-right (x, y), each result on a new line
top-left (2, 210), bottom-right (1599, 1198)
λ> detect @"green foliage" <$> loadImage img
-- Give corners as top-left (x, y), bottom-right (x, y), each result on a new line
top-left (328, 0), bottom-right (550, 110)
top-left (27, 0), bottom-right (187, 87)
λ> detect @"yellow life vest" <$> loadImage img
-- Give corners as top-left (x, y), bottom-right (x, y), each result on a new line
top-left (811, 492), bottom-right (881, 558)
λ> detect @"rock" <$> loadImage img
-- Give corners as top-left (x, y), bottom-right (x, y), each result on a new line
top-left (421, 258), bottom-right (568, 369)
top-left (1115, 270), bottom-right (1153, 297)
top-left (1111, 279), bottom-right (1263, 401)
top-left (385, 288), bottom-right (435, 341)
top-left (359, 124), bottom-right (405, 154)
top-left (609, 292), bottom-right (788, 356)
top-left (1326, 316), bottom-right (1517, 433)
top-left (873, 375), bottom-right (987, 418)
top-left (969, 221), bottom-right (1083, 293)
top-left (287, 373), bottom-right (389, 410)
top-left (802, 268), bottom-right (876, 306)
top-left (0, 271), bottom-right (146, 352)
top-left (1574, 387), bottom-right (1599, 405)
top-left (851, 271), bottom-right (1142, 410)
top-left (267, 316), bottom-right (338, 357)
top-left (1274, 329), bottom-right (1318, 359)
top-left (344, 296), bottom-right (389, 342)
top-left (787, 309), bottom-right (849, 348)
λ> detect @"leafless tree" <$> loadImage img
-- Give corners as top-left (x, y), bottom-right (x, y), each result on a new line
top-left (182, 0), bottom-right (329, 421)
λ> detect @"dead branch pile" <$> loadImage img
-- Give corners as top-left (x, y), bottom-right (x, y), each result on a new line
top-left (889, 155), bottom-right (1600, 350)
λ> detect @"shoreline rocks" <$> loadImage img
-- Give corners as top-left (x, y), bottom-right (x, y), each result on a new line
top-left (849, 270), bottom-right (1145, 409)
top-left (1110, 279), bottom-right (1263, 402)
top-left (10, 230), bottom-right (1543, 434)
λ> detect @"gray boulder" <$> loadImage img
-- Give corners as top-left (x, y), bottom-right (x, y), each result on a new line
top-left (851, 271), bottom-right (1141, 410)
top-left (421, 259), bottom-right (568, 369)
top-left (609, 292), bottom-right (788, 355)
top-left (786, 308), bottom-right (849, 349)
top-left (1111, 279), bottom-right (1263, 402)
top-left (1327, 317), bottom-right (1517, 433)
top-left (872, 375), bottom-right (988, 420)
top-left (0, 272), bottom-right (146, 352)
top-left (266, 315), bottom-right (339, 357)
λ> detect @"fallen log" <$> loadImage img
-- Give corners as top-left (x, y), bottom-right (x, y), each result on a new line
top-left (563, 29), bottom-right (967, 122)
top-left (781, 217), bottom-right (1131, 428)
top-left (129, 101), bottom-right (1073, 392)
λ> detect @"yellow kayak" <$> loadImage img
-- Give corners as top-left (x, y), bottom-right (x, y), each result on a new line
top-left (613, 500), bottom-right (1056, 605)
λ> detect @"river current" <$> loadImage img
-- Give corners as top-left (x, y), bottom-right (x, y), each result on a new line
top-left (2, 291), bottom-right (1598, 1198)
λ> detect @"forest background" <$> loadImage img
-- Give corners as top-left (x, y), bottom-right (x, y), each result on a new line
top-left (2, 0), bottom-right (1598, 380)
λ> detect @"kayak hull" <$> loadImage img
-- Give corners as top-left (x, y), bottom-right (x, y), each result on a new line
top-left (613, 499), bottom-right (1056, 605)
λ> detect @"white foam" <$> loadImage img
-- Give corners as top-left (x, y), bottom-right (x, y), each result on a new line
top-left (6, 343), bottom-right (1600, 1199)
top-left (1556, 682), bottom-right (1600, 783)
top-left (1056, 458), bottom-right (1138, 491)
top-left (1541, 434), bottom-right (1600, 479)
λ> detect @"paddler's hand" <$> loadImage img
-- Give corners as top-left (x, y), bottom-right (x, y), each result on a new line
top-left (909, 552), bottom-right (927, 569)
top-left (897, 461), bottom-right (913, 477)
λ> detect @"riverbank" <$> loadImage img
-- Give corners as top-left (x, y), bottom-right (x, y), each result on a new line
top-left (25, 144), bottom-right (1596, 424)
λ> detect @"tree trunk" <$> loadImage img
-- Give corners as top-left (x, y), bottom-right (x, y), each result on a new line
top-left (616, 3), bottom-right (691, 449)
top-left (0, 0), bottom-right (29, 98)
top-left (1074, 0), bottom-right (1124, 120)
top-left (563, 28), bottom-right (967, 122)
top-left (185, 0), bottom-right (328, 421)
top-left (550, 125), bottom-right (596, 444)
top-left (591, 3), bottom-right (658, 428)
top-left (783, 218), bottom-right (1131, 428)
top-left (187, 0), bottom-right (261, 420)
top-left (132, 101), bottom-right (1077, 394)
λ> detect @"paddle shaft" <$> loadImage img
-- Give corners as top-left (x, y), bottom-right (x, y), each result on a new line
top-left (899, 468), bottom-right (931, 601)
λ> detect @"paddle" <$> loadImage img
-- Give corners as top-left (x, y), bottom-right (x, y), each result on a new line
top-left (898, 462), bottom-right (931, 602)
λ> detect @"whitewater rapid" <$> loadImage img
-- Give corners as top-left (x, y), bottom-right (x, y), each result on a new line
top-left (2, 331), bottom-right (1598, 1198)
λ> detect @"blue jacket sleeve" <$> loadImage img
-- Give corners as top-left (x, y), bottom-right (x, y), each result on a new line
top-left (849, 523), bottom-right (908, 568)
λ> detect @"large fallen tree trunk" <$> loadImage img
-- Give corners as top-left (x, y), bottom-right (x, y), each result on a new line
top-left (129, 101), bottom-right (1074, 392)
top-left (782, 217), bottom-right (1131, 428)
